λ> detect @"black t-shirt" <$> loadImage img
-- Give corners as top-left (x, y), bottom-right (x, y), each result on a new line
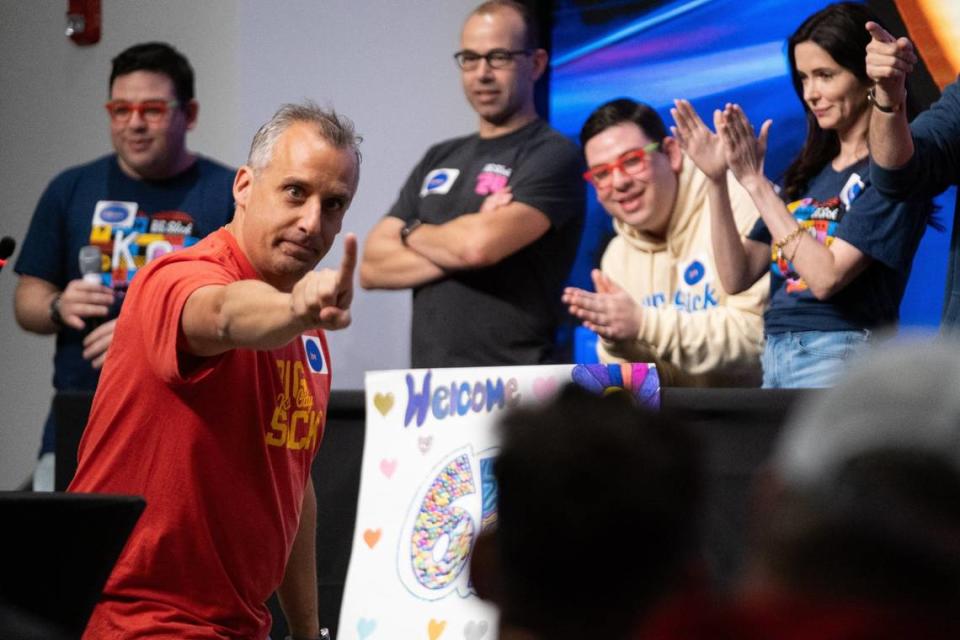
top-left (388, 119), bottom-right (585, 368)
top-left (748, 158), bottom-right (930, 333)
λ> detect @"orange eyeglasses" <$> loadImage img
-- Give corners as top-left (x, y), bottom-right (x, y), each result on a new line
top-left (104, 99), bottom-right (179, 124)
top-left (582, 142), bottom-right (660, 187)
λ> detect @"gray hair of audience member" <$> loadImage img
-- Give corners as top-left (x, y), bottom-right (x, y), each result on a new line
top-left (768, 339), bottom-right (960, 604)
top-left (246, 101), bottom-right (362, 174)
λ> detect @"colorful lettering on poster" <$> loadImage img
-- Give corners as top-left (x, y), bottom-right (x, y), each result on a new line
top-left (409, 453), bottom-right (476, 590)
top-left (398, 445), bottom-right (498, 601)
top-left (403, 371), bottom-right (521, 428)
top-left (266, 359), bottom-right (322, 452)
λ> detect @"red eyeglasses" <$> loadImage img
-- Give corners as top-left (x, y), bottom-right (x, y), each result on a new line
top-left (104, 99), bottom-right (179, 124)
top-left (583, 142), bottom-right (660, 187)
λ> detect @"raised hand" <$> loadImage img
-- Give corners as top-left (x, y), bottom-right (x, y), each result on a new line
top-left (719, 104), bottom-right (772, 190)
top-left (562, 269), bottom-right (642, 341)
top-left (291, 233), bottom-right (357, 331)
top-left (865, 21), bottom-right (916, 108)
top-left (671, 99), bottom-right (726, 181)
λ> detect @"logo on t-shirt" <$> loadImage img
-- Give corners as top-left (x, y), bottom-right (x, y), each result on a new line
top-left (776, 190), bottom-right (855, 293)
top-left (475, 162), bottom-right (512, 195)
top-left (420, 169), bottom-right (460, 197)
top-left (93, 200), bottom-right (138, 227)
top-left (683, 259), bottom-right (706, 286)
top-left (302, 335), bottom-right (328, 374)
top-left (89, 202), bottom-right (200, 291)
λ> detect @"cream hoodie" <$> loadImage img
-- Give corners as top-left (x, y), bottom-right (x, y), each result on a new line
top-left (597, 155), bottom-right (767, 387)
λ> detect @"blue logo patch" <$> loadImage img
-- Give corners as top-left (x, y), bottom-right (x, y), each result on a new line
top-left (100, 205), bottom-right (130, 223)
top-left (302, 336), bottom-right (327, 374)
top-left (427, 172), bottom-right (449, 190)
top-left (684, 260), bottom-right (705, 286)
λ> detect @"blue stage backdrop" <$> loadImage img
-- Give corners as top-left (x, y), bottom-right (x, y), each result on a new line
top-left (549, 0), bottom-right (954, 348)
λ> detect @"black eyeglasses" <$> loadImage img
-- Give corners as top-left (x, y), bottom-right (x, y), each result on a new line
top-left (453, 49), bottom-right (532, 70)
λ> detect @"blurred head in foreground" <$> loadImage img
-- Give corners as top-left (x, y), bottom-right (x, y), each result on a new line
top-left (472, 384), bottom-right (705, 639)
top-left (747, 339), bottom-right (960, 617)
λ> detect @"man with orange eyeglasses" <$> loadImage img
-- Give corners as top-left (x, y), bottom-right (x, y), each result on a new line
top-left (563, 98), bottom-right (767, 386)
top-left (13, 42), bottom-right (234, 490)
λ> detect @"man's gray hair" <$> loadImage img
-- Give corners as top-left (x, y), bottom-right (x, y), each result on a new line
top-left (247, 101), bottom-right (362, 172)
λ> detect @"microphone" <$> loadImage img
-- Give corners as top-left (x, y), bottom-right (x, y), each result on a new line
top-left (78, 245), bottom-right (103, 285)
top-left (0, 236), bottom-right (15, 273)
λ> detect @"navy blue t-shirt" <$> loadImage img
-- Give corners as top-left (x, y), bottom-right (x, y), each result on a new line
top-left (747, 158), bottom-right (930, 334)
top-left (15, 154), bottom-right (234, 452)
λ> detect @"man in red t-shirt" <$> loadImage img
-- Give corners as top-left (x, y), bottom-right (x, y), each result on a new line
top-left (69, 102), bottom-right (361, 640)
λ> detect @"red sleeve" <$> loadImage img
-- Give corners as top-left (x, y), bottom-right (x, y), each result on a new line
top-left (132, 255), bottom-right (234, 385)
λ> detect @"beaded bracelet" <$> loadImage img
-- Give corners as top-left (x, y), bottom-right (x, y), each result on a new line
top-left (785, 230), bottom-right (804, 263)
top-left (774, 225), bottom-right (805, 264)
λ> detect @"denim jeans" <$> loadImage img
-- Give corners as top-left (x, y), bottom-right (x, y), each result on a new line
top-left (762, 330), bottom-right (871, 389)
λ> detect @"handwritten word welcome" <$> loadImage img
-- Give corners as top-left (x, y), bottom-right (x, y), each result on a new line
top-left (404, 371), bottom-right (520, 427)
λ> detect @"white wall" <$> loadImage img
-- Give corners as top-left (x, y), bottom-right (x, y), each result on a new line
top-left (0, 0), bottom-right (476, 489)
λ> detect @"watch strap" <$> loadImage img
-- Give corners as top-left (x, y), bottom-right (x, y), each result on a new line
top-left (400, 218), bottom-right (423, 246)
top-left (867, 86), bottom-right (903, 114)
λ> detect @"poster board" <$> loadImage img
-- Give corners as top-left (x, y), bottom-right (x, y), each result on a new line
top-left (339, 363), bottom-right (659, 639)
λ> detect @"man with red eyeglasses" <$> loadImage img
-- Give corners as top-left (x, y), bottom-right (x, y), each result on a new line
top-left (564, 98), bottom-right (767, 386)
top-left (13, 42), bottom-right (234, 490)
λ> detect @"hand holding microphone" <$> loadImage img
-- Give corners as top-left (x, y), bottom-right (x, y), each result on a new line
top-left (54, 246), bottom-right (114, 332)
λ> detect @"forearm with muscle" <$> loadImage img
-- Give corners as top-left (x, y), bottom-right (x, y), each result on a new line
top-left (14, 276), bottom-right (60, 334)
top-left (278, 480), bottom-right (320, 638)
top-left (708, 178), bottom-right (767, 294)
top-left (869, 109), bottom-right (913, 170)
top-left (406, 202), bottom-right (550, 270)
top-left (183, 280), bottom-right (309, 356)
top-left (359, 217), bottom-right (445, 290)
top-left (405, 212), bottom-right (492, 269)
top-left (743, 177), bottom-right (868, 299)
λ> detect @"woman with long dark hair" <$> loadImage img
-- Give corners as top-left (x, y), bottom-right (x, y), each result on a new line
top-left (672, 2), bottom-right (932, 388)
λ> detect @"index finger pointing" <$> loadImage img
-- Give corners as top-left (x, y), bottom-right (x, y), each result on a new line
top-left (339, 232), bottom-right (358, 281)
top-left (865, 21), bottom-right (895, 44)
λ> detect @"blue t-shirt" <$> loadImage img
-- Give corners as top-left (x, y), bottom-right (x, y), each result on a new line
top-left (871, 77), bottom-right (960, 326)
top-left (15, 154), bottom-right (235, 452)
top-left (748, 158), bottom-right (930, 334)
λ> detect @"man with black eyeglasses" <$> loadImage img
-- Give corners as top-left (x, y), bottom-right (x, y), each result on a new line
top-left (563, 98), bottom-right (767, 386)
top-left (13, 42), bottom-right (234, 490)
top-left (360, 0), bottom-right (585, 368)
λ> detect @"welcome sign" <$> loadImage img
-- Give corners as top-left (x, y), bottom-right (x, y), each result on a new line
top-left (339, 363), bottom-right (659, 639)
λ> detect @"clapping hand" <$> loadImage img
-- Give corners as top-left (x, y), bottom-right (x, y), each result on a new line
top-left (562, 269), bottom-right (642, 342)
top-left (671, 99), bottom-right (727, 181)
top-left (718, 104), bottom-right (772, 190)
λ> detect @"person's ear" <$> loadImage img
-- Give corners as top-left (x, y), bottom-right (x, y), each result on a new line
top-left (232, 165), bottom-right (254, 208)
top-left (662, 136), bottom-right (684, 173)
top-left (183, 99), bottom-right (199, 131)
top-left (529, 48), bottom-right (548, 82)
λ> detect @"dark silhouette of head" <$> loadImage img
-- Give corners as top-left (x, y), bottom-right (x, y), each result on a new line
top-left (475, 384), bottom-right (704, 639)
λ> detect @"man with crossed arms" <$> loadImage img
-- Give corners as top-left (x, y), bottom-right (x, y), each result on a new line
top-left (360, 0), bottom-right (584, 368)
